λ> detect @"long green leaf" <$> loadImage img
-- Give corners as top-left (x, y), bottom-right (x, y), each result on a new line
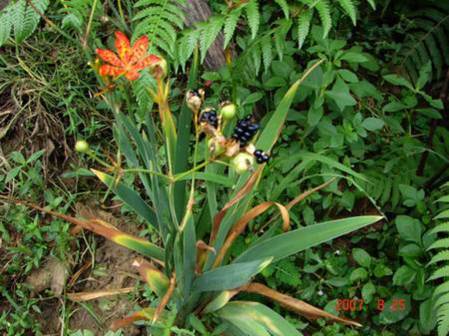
top-left (235, 216), bottom-right (382, 263)
top-left (92, 169), bottom-right (158, 229)
top-left (174, 48), bottom-right (199, 219)
top-left (217, 301), bottom-right (301, 336)
top-left (256, 60), bottom-right (323, 152)
top-left (193, 258), bottom-right (272, 292)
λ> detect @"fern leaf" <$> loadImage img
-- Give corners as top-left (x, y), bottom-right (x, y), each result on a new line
top-left (261, 35), bottom-right (273, 73)
top-left (178, 29), bottom-right (199, 68)
top-left (315, 0), bottom-right (332, 38)
top-left (429, 265), bottom-right (449, 281)
top-left (337, 0), bottom-right (357, 26)
top-left (366, 0), bottom-right (376, 10)
top-left (199, 17), bottom-right (224, 62)
top-left (0, 7), bottom-right (12, 46)
top-left (430, 222), bottom-right (449, 234)
top-left (428, 238), bottom-right (449, 251)
top-left (439, 310), bottom-right (449, 336)
top-left (435, 292), bottom-right (449, 309)
top-left (245, 0), bottom-right (260, 40)
top-left (223, 8), bottom-right (242, 48)
top-left (274, 19), bottom-right (292, 60)
top-left (251, 43), bottom-right (262, 75)
top-left (435, 282), bottom-right (449, 299)
top-left (429, 250), bottom-right (449, 266)
top-left (274, 0), bottom-right (290, 18)
top-left (297, 8), bottom-right (313, 49)
top-left (12, 0), bottom-right (26, 43)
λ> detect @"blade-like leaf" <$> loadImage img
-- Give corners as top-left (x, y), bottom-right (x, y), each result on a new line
top-left (256, 60), bottom-right (324, 152)
top-left (243, 283), bottom-right (361, 327)
top-left (92, 169), bottom-right (158, 229)
top-left (235, 216), bottom-right (382, 263)
top-left (217, 301), bottom-right (301, 336)
top-left (193, 258), bottom-right (272, 292)
top-left (133, 259), bottom-right (168, 297)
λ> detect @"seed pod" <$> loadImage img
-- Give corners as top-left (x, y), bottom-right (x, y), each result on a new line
top-left (208, 136), bottom-right (225, 156)
top-left (219, 102), bottom-right (236, 120)
top-left (75, 140), bottom-right (90, 153)
top-left (186, 89), bottom-right (204, 112)
top-left (231, 153), bottom-right (254, 174)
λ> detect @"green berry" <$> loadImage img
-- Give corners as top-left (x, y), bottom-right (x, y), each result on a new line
top-left (220, 103), bottom-right (236, 120)
top-left (231, 153), bottom-right (254, 174)
top-left (75, 140), bottom-right (90, 153)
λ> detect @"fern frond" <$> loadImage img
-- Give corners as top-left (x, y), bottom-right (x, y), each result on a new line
top-left (337, 0), bottom-right (357, 26)
top-left (297, 8), bottom-right (313, 49)
top-left (400, 5), bottom-right (449, 83)
top-left (177, 29), bottom-right (199, 69)
top-left (366, 0), bottom-right (376, 10)
top-left (199, 16), bottom-right (224, 62)
top-left (0, 6), bottom-right (12, 46)
top-left (429, 250), bottom-right (449, 265)
top-left (315, 0), bottom-right (332, 38)
top-left (132, 0), bottom-right (185, 59)
top-left (431, 223), bottom-right (449, 234)
top-left (274, 0), bottom-right (290, 18)
top-left (428, 238), bottom-right (449, 251)
top-left (223, 8), bottom-right (242, 48)
top-left (245, 0), bottom-right (260, 40)
top-left (429, 184), bottom-right (449, 336)
top-left (261, 35), bottom-right (272, 73)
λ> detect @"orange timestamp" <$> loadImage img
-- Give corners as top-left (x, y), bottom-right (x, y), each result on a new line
top-left (336, 298), bottom-right (406, 312)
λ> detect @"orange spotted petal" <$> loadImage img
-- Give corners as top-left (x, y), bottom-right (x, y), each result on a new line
top-left (99, 64), bottom-right (125, 77)
top-left (125, 69), bottom-right (140, 81)
top-left (96, 49), bottom-right (123, 67)
top-left (130, 35), bottom-right (149, 63)
top-left (135, 54), bottom-right (161, 70)
top-left (115, 31), bottom-right (131, 61)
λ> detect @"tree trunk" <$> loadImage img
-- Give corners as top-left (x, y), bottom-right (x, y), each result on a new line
top-left (181, 0), bottom-right (226, 70)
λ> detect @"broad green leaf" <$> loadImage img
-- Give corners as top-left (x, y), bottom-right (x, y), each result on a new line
top-left (193, 258), bottom-right (272, 292)
top-left (395, 215), bottom-right (422, 245)
top-left (325, 78), bottom-right (356, 111)
top-left (352, 248), bottom-right (371, 268)
top-left (217, 301), bottom-right (301, 336)
top-left (383, 74), bottom-right (414, 90)
top-left (362, 117), bottom-right (384, 131)
top-left (92, 170), bottom-right (158, 229)
top-left (379, 293), bottom-right (411, 325)
top-left (235, 216), bottom-right (382, 263)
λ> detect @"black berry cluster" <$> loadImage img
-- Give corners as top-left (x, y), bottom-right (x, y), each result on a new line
top-left (253, 149), bottom-right (270, 163)
top-left (232, 116), bottom-right (260, 147)
top-left (199, 109), bottom-right (218, 128)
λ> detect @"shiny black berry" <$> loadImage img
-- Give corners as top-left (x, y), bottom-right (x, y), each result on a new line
top-left (232, 116), bottom-right (260, 147)
top-left (253, 149), bottom-right (270, 163)
top-left (199, 109), bottom-right (218, 128)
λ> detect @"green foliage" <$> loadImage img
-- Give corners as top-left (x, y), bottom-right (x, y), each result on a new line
top-left (0, 0), bottom-right (49, 46)
top-left (429, 185), bottom-right (449, 336)
top-left (132, 0), bottom-right (185, 58)
top-left (60, 0), bottom-right (103, 32)
top-left (399, 1), bottom-right (449, 83)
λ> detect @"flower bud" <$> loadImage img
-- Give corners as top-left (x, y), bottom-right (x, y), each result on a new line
top-left (186, 89), bottom-right (204, 112)
top-left (219, 102), bottom-right (236, 120)
top-left (231, 153), bottom-right (254, 174)
top-left (75, 140), bottom-right (90, 153)
top-left (150, 58), bottom-right (168, 79)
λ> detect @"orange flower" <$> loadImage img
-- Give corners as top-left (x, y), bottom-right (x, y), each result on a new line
top-left (96, 32), bottom-right (161, 81)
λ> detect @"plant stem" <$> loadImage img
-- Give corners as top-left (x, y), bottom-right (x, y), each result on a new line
top-left (83, 0), bottom-right (99, 49)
